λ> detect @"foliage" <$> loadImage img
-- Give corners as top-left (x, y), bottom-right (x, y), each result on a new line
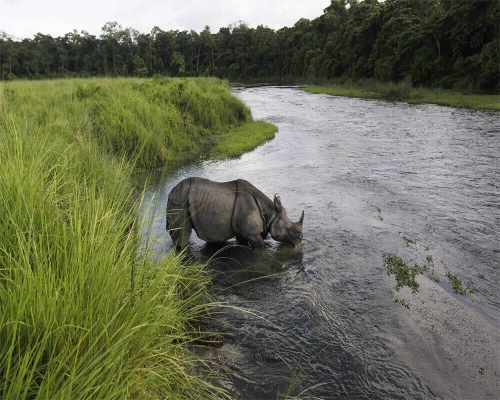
top-left (383, 234), bottom-right (478, 308)
top-left (445, 272), bottom-right (475, 295)
top-left (1, 78), bottom-right (254, 169)
top-left (210, 120), bottom-right (278, 158)
top-left (1, 0), bottom-right (498, 93)
top-left (382, 254), bottom-right (427, 294)
top-left (0, 100), bottom-right (226, 398)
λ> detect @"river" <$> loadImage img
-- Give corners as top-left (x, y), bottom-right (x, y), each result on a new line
top-left (140, 86), bottom-right (500, 399)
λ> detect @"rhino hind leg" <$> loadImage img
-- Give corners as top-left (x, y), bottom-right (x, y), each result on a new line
top-left (166, 199), bottom-right (192, 249)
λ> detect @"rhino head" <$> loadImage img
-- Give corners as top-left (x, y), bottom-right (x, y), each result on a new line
top-left (269, 195), bottom-right (304, 247)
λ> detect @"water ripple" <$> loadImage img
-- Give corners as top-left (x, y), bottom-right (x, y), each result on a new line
top-left (140, 86), bottom-right (500, 399)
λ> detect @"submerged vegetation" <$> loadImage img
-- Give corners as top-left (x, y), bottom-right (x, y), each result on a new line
top-left (382, 254), bottom-right (426, 294)
top-left (383, 234), bottom-right (476, 308)
top-left (0, 77), bottom-right (274, 398)
top-left (445, 272), bottom-right (476, 295)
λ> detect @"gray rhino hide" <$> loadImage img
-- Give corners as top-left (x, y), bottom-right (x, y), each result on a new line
top-left (166, 177), bottom-right (277, 248)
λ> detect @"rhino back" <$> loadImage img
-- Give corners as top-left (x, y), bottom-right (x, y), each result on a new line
top-left (188, 178), bottom-right (237, 243)
top-left (168, 178), bottom-right (192, 206)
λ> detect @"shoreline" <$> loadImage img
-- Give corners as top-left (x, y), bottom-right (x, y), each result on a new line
top-left (0, 76), bottom-right (272, 398)
top-left (300, 84), bottom-right (500, 111)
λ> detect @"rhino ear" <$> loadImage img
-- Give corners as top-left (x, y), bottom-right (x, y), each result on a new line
top-left (274, 195), bottom-right (283, 213)
top-left (298, 210), bottom-right (304, 226)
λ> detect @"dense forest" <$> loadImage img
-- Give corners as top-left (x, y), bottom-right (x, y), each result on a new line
top-left (0, 0), bottom-right (498, 92)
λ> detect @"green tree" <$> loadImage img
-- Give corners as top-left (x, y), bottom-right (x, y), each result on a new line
top-left (0, 32), bottom-right (18, 80)
top-left (443, 0), bottom-right (500, 91)
top-left (200, 25), bottom-right (217, 72)
top-left (171, 51), bottom-right (186, 74)
top-left (132, 55), bottom-right (148, 76)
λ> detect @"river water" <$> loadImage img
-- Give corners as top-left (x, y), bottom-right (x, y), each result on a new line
top-left (140, 87), bottom-right (500, 399)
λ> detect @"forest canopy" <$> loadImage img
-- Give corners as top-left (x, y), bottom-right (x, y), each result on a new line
top-left (0, 0), bottom-right (498, 92)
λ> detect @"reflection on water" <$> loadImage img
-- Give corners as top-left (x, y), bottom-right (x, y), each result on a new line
top-left (139, 87), bottom-right (500, 399)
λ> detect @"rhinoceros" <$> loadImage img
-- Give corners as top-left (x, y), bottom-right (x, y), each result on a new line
top-left (166, 177), bottom-right (304, 248)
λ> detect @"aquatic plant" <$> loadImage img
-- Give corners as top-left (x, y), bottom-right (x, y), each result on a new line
top-left (402, 235), bottom-right (417, 247)
top-left (382, 232), bottom-right (477, 308)
top-left (382, 253), bottom-right (427, 294)
top-left (445, 271), bottom-right (475, 295)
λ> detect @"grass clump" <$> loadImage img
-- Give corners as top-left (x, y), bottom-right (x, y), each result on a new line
top-left (0, 81), bottom-right (231, 398)
top-left (210, 120), bottom-right (278, 158)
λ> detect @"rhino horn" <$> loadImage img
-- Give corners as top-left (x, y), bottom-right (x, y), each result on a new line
top-left (298, 210), bottom-right (304, 226)
top-left (274, 195), bottom-right (283, 213)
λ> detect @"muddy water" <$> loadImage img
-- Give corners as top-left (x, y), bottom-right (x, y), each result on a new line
top-left (140, 87), bottom-right (500, 399)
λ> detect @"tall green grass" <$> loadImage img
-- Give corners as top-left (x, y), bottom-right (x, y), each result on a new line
top-left (0, 79), bottom-right (236, 398)
top-left (1, 77), bottom-right (258, 169)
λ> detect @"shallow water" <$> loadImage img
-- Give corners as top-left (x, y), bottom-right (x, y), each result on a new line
top-left (140, 87), bottom-right (500, 399)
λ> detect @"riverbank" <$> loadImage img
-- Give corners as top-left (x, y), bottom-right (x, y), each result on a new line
top-left (300, 79), bottom-right (500, 110)
top-left (0, 77), bottom-right (274, 398)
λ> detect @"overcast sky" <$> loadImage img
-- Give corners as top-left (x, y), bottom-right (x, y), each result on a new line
top-left (1, 0), bottom-right (331, 39)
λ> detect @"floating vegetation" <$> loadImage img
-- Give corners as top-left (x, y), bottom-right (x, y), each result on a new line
top-left (376, 207), bottom-right (384, 221)
top-left (445, 271), bottom-right (475, 295)
top-left (402, 235), bottom-right (417, 247)
top-left (382, 253), bottom-right (427, 294)
top-left (395, 297), bottom-right (410, 309)
top-left (428, 270), bottom-right (441, 283)
top-left (384, 233), bottom-right (477, 308)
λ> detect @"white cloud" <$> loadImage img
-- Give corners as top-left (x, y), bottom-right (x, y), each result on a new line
top-left (0, 0), bottom-right (329, 38)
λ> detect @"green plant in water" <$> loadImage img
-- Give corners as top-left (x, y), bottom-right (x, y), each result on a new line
top-left (428, 269), bottom-right (441, 283)
top-left (402, 235), bottom-right (417, 247)
top-left (445, 271), bottom-right (475, 295)
top-left (383, 253), bottom-right (427, 294)
top-left (395, 297), bottom-right (410, 309)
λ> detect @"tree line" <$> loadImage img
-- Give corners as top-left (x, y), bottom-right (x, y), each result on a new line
top-left (1, 0), bottom-right (498, 92)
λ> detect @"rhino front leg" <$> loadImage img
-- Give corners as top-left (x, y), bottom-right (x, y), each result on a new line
top-left (246, 234), bottom-right (266, 248)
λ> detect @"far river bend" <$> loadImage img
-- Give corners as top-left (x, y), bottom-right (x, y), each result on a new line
top-left (140, 86), bottom-right (500, 399)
